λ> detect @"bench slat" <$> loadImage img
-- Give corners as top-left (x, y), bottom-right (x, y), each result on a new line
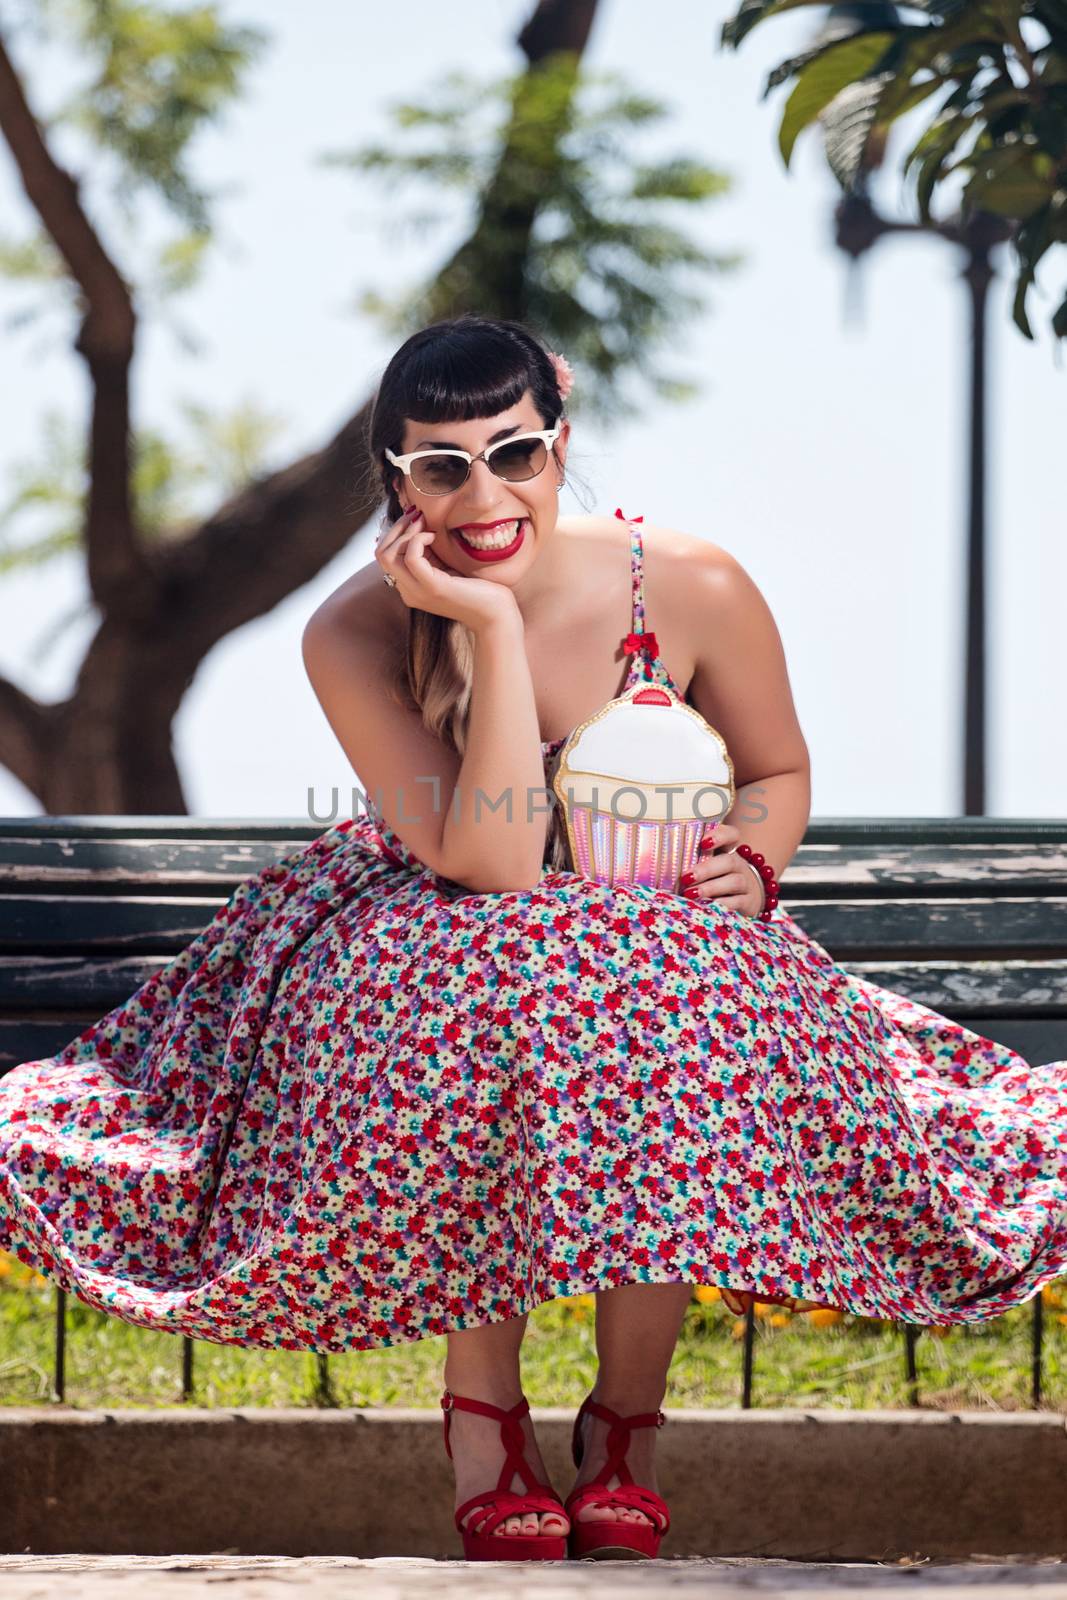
top-left (4, 894), bottom-right (1067, 957)
top-left (6, 896), bottom-right (1067, 953)
top-left (0, 838), bottom-right (309, 892)
top-left (787, 897), bottom-right (1067, 955)
top-left (3, 816), bottom-right (1067, 841)
top-left (0, 829), bottom-right (1066, 896)
top-left (0, 896), bottom-right (226, 952)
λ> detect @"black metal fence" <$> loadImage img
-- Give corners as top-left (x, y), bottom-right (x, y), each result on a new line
top-left (31, 1281), bottom-right (1053, 1410)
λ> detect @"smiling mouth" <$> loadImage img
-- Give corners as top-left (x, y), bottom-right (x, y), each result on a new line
top-left (452, 518), bottom-right (527, 550)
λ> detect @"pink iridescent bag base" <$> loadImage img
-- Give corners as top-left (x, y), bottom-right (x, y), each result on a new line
top-left (548, 682), bottom-right (736, 893)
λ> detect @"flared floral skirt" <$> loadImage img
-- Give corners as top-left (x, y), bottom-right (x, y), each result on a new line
top-left (2, 816), bottom-right (1066, 1351)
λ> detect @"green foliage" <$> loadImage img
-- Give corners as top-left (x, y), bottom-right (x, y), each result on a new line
top-left (0, 399), bottom-right (288, 609)
top-left (154, 229), bottom-right (212, 295)
top-left (320, 59), bottom-right (740, 426)
top-left (778, 31), bottom-right (896, 165)
top-left (0, 229), bottom-right (66, 284)
top-left (0, 0), bottom-right (265, 322)
top-left (39, 0), bottom-right (268, 231)
top-left (0, 412), bottom-right (87, 576)
top-left (721, 0), bottom-right (1067, 340)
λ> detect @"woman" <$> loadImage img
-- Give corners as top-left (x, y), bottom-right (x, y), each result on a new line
top-left (2, 314), bottom-right (1067, 1565)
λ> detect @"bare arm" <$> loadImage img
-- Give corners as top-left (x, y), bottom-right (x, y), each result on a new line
top-left (441, 609), bottom-right (550, 892)
top-left (684, 544), bottom-right (812, 883)
top-left (301, 603), bottom-right (550, 894)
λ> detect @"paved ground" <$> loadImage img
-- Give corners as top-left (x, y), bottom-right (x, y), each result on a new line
top-left (1, 1555), bottom-right (1066, 1599)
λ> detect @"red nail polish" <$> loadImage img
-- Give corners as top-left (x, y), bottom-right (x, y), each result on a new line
top-left (680, 872), bottom-right (695, 886)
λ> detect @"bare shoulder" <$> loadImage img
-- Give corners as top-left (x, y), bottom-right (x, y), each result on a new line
top-left (618, 519), bottom-right (744, 674)
top-left (302, 556), bottom-right (422, 726)
top-left (642, 521), bottom-right (737, 582)
top-left (301, 558), bottom-right (410, 739)
top-left (564, 510), bottom-right (734, 574)
top-left (641, 520), bottom-right (772, 633)
top-left (303, 556), bottom-right (400, 647)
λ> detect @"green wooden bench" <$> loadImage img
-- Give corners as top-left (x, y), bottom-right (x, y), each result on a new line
top-left (2, 814), bottom-right (1065, 1406)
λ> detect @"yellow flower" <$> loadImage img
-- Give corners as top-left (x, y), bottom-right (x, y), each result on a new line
top-left (566, 1292), bottom-right (594, 1322)
top-left (0, 1257), bottom-right (11, 1278)
top-left (809, 1308), bottom-right (845, 1328)
top-left (731, 1319), bottom-right (747, 1340)
top-left (693, 1285), bottom-right (721, 1305)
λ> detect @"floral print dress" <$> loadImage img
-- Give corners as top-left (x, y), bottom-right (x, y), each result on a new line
top-left (2, 509), bottom-right (1067, 1352)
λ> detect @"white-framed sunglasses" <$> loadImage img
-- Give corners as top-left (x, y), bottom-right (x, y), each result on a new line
top-left (385, 423), bottom-right (562, 497)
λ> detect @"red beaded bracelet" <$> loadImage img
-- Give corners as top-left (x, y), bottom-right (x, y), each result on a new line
top-left (735, 842), bottom-right (780, 922)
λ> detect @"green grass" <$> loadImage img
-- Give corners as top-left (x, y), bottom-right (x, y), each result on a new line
top-left (4, 1262), bottom-right (1067, 1413)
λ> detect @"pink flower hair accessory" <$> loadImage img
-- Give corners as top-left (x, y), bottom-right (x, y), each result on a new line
top-left (546, 349), bottom-right (574, 401)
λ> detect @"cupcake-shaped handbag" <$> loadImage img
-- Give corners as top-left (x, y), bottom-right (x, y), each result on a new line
top-left (547, 681), bottom-right (735, 892)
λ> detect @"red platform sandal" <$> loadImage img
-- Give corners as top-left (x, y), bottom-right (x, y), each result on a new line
top-left (563, 1394), bottom-right (671, 1561)
top-left (440, 1389), bottom-right (569, 1562)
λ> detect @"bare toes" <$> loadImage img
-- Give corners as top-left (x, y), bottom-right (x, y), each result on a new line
top-left (578, 1502), bottom-right (652, 1525)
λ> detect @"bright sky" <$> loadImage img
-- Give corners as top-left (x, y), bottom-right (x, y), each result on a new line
top-left (0, 0), bottom-right (1063, 821)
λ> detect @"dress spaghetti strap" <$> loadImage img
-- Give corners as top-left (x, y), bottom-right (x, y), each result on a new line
top-left (615, 507), bottom-right (679, 695)
top-left (540, 510), bottom-right (679, 760)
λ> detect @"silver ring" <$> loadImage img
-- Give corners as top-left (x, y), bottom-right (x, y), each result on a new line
top-left (383, 573), bottom-right (397, 588)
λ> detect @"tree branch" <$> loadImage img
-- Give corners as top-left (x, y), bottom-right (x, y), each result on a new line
top-left (155, 404), bottom-right (376, 655)
top-left (0, 26), bottom-right (154, 616)
top-left (517, 0), bottom-right (600, 60)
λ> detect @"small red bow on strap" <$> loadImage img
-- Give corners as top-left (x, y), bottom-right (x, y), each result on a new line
top-left (623, 630), bottom-right (658, 656)
top-left (614, 507), bottom-right (644, 522)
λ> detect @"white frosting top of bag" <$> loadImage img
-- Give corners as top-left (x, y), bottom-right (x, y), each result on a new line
top-left (564, 697), bottom-right (730, 783)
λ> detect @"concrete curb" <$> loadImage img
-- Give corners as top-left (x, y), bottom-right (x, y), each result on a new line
top-left (3, 1407), bottom-right (1067, 1560)
top-left (3, 1555), bottom-right (1067, 1599)
top-left (2, 1555), bottom-right (1067, 1599)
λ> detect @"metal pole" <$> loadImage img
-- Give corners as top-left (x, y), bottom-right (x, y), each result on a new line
top-left (962, 228), bottom-right (994, 816)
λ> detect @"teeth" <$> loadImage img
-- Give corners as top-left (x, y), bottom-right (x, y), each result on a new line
top-left (457, 518), bottom-right (523, 549)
